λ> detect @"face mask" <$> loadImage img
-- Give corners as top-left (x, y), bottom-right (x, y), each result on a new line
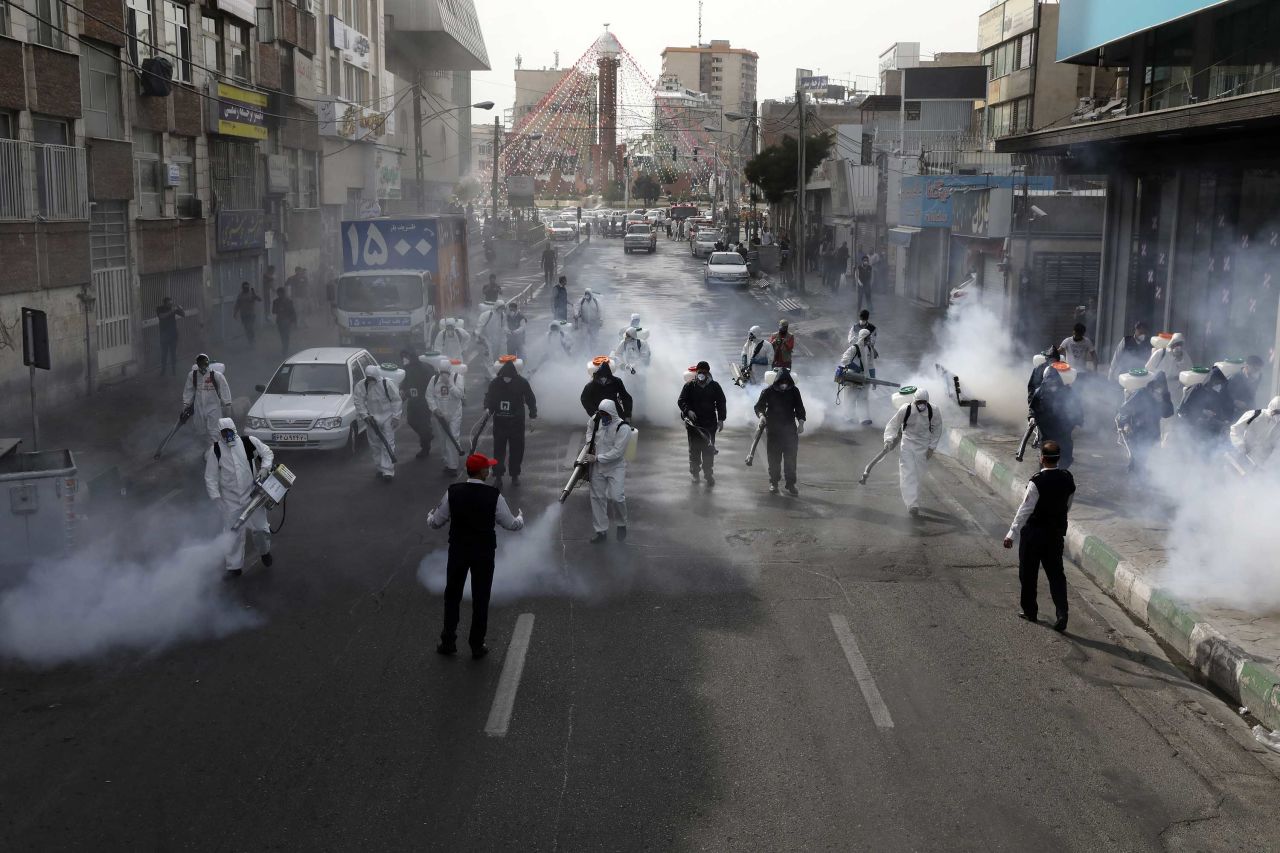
top-left (402, 358), bottom-right (410, 366)
top-left (916, 402), bottom-right (927, 412)
top-left (502, 376), bottom-right (512, 383)
top-left (695, 373), bottom-right (707, 383)
top-left (221, 430), bottom-right (236, 445)
top-left (779, 327), bottom-right (787, 335)
top-left (597, 376), bottom-right (609, 385)
top-left (198, 364), bottom-right (209, 374)
top-left (778, 383), bottom-right (790, 391)
top-left (599, 414), bottom-right (612, 425)
top-left (1136, 333), bottom-right (1147, 343)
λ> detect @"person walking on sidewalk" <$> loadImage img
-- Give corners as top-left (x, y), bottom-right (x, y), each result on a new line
top-left (541, 241), bottom-right (558, 288)
top-left (429, 453), bottom-right (525, 659)
top-left (483, 274), bottom-right (502, 303)
top-left (285, 266), bottom-right (309, 327)
top-left (854, 256), bottom-right (874, 314)
top-left (272, 287), bottom-right (297, 356)
top-left (1004, 440), bottom-right (1075, 633)
top-left (552, 275), bottom-right (569, 322)
top-left (155, 297), bottom-right (185, 377)
top-left (232, 282), bottom-right (262, 346)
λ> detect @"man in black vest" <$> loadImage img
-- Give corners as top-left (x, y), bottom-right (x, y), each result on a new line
top-left (1004, 440), bottom-right (1076, 632)
top-left (429, 453), bottom-right (525, 658)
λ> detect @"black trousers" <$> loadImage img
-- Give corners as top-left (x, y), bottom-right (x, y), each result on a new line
top-left (686, 425), bottom-right (716, 475)
top-left (493, 419), bottom-right (525, 477)
top-left (441, 544), bottom-right (496, 648)
top-left (1039, 424), bottom-right (1075, 469)
top-left (407, 399), bottom-right (433, 451)
top-left (159, 336), bottom-right (177, 375)
top-left (1018, 526), bottom-right (1068, 620)
top-left (240, 316), bottom-right (256, 344)
top-left (766, 429), bottom-right (798, 486)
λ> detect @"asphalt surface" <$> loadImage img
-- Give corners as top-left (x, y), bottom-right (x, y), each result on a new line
top-left (5, 236), bottom-right (1280, 851)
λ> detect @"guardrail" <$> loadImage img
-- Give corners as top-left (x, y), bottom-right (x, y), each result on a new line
top-left (935, 362), bottom-right (987, 426)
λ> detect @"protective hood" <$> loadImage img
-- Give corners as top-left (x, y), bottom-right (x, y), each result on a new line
top-left (749, 325), bottom-right (763, 337)
top-left (1269, 396), bottom-right (1280, 413)
top-left (597, 399), bottom-right (620, 418)
top-left (497, 360), bottom-right (521, 379)
top-left (771, 368), bottom-right (793, 388)
top-left (217, 417), bottom-right (237, 433)
top-left (914, 388), bottom-right (930, 403)
top-left (590, 359), bottom-right (615, 380)
top-left (629, 313), bottom-right (641, 326)
top-left (856, 328), bottom-right (871, 344)
top-left (364, 364), bottom-right (381, 379)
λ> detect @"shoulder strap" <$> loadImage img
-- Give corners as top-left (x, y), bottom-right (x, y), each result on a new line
top-left (1247, 409), bottom-right (1264, 426)
top-left (213, 442), bottom-right (220, 460)
top-left (383, 378), bottom-right (392, 400)
top-left (192, 369), bottom-right (199, 392)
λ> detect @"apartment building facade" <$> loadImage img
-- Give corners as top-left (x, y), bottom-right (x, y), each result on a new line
top-left (660, 39), bottom-right (756, 150)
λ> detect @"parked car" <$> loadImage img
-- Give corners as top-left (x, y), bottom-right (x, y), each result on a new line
top-left (624, 224), bottom-right (657, 254)
top-left (547, 221), bottom-right (576, 241)
top-left (704, 252), bottom-right (751, 287)
top-left (691, 230), bottom-right (721, 258)
top-left (244, 347), bottom-right (378, 453)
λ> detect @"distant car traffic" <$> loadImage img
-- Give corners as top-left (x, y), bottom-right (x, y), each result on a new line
top-left (704, 252), bottom-right (750, 286)
top-left (624, 224), bottom-right (657, 254)
top-left (691, 230), bottom-right (721, 258)
top-left (547, 221), bottom-right (576, 241)
top-left (244, 347), bottom-right (378, 453)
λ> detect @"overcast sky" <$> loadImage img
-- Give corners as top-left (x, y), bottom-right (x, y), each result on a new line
top-left (471, 0), bottom-right (992, 120)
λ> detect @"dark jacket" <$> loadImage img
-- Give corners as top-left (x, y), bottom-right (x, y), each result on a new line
top-left (485, 361), bottom-right (537, 423)
top-left (541, 247), bottom-right (556, 272)
top-left (1178, 367), bottom-right (1234, 436)
top-left (403, 358), bottom-right (437, 432)
top-left (1227, 370), bottom-right (1260, 417)
top-left (754, 373), bottom-right (806, 434)
top-left (678, 377), bottom-right (727, 427)
top-left (854, 262), bottom-right (873, 288)
top-left (580, 361), bottom-right (633, 419)
top-left (1030, 369), bottom-right (1083, 436)
top-left (273, 295), bottom-right (297, 326)
top-left (1116, 380), bottom-right (1172, 445)
top-left (552, 284), bottom-right (568, 320)
top-left (156, 302), bottom-right (184, 339)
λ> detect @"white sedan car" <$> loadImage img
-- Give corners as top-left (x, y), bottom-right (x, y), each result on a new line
top-left (244, 347), bottom-right (379, 452)
top-left (547, 221), bottom-right (576, 241)
top-left (704, 251), bottom-right (751, 287)
top-left (691, 231), bottom-right (721, 258)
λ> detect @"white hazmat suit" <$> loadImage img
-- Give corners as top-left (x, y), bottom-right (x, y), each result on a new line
top-left (883, 389), bottom-right (942, 512)
top-left (353, 364), bottom-right (403, 479)
top-left (182, 358), bottom-right (233, 443)
top-left (577, 290), bottom-right (603, 344)
top-left (476, 302), bottom-right (507, 362)
top-left (427, 359), bottom-right (466, 472)
top-left (741, 327), bottom-right (774, 384)
top-left (586, 399), bottom-right (634, 537)
top-left (432, 319), bottom-right (471, 360)
top-left (838, 331), bottom-right (874, 424)
top-left (204, 417), bottom-right (273, 573)
top-left (1230, 395), bottom-right (1280, 469)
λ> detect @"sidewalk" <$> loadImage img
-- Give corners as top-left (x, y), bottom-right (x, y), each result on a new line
top-left (944, 415), bottom-right (1280, 732)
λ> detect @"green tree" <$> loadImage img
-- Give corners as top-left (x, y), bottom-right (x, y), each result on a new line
top-left (602, 179), bottom-right (624, 205)
top-left (743, 133), bottom-right (834, 205)
top-left (453, 176), bottom-right (482, 204)
top-left (632, 172), bottom-right (662, 206)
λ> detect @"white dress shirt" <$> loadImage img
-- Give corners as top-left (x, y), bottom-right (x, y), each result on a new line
top-left (428, 479), bottom-right (524, 530)
top-left (1006, 468), bottom-right (1075, 541)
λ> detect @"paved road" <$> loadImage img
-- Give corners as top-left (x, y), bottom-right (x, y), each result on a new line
top-left (4, 238), bottom-right (1280, 851)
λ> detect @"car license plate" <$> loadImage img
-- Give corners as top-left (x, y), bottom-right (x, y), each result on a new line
top-left (271, 433), bottom-right (308, 442)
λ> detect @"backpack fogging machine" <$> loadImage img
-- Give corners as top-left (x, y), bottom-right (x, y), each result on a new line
top-left (154, 406), bottom-right (194, 459)
top-left (232, 464), bottom-right (297, 531)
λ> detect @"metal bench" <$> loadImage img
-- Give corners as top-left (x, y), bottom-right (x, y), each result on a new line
top-left (935, 363), bottom-right (987, 426)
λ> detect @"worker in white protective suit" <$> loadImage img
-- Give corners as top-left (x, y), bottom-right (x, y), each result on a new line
top-left (476, 300), bottom-right (507, 363)
top-left (204, 417), bottom-right (273, 576)
top-left (427, 357), bottom-right (467, 474)
top-left (432, 318), bottom-right (471, 360)
top-left (740, 326), bottom-right (774, 384)
top-left (353, 364), bottom-right (402, 481)
top-left (883, 387), bottom-right (942, 516)
top-left (576, 289), bottom-right (603, 346)
top-left (182, 353), bottom-right (233, 443)
top-left (583, 398), bottom-right (634, 543)
top-left (1230, 395), bottom-right (1280, 470)
top-left (837, 328), bottom-right (875, 425)
top-left (612, 325), bottom-right (652, 373)
top-left (547, 320), bottom-right (576, 359)
top-left (1146, 332), bottom-right (1191, 399)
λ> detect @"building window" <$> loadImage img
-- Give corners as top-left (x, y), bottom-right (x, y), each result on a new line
top-left (286, 148), bottom-right (317, 208)
top-left (201, 13), bottom-right (224, 76)
top-left (342, 0), bottom-right (368, 32)
top-left (126, 0), bottom-right (154, 66)
top-left (343, 63), bottom-right (369, 102)
top-left (0, 111), bottom-right (13, 139)
top-left (210, 138), bottom-right (259, 209)
top-left (33, 115), bottom-right (69, 145)
top-left (163, 2), bottom-right (192, 82)
top-left (134, 130), bottom-right (162, 217)
top-left (227, 20), bottom-right (250, 81)
top-left (35, 0), bottom-right (65, 49)
top-left (1, 0), bottom-right (10, 38)
top-left (81, 41), bottom-right (125, 139)
top-left (172, 136), bottom-right (197, 217)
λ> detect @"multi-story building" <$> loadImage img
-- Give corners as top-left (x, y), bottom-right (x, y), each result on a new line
top-left (660, 39), bottom-right (756, 150)
top-left (0, 0), bottom-right (483, 408)
top-left (997, 0), bottom-right (1280, 395)
top-left (653, 76), bottom-right (720, 160)
top-left (978, 0), bottom-right (1116, 142)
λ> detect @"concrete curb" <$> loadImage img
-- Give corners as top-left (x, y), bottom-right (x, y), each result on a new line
top-left (943, 427), bottom-right (1280, 730)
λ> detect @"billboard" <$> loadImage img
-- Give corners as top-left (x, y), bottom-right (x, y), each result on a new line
top-left (799, 75), bottom-right (829, 92)
top-left (507, 175), bottom-right (536, 207)
top-left (978, 0), bottom-right (1036, 51)
top-left (1057, 0), bottom-right (1231, 62)
top-left (899, 175), bottom-right (1053, 229)
top-left (902, 66), bottom-right (989, 100)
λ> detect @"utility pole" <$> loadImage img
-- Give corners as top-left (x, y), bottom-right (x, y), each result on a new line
top-left (796, 88), bottom-right (807, 293)
top-left (709, 141), bottom-right (717, 225)
top-left (491, 116), bottom-right (500, 224)
top-left (413, 76), bottom-right (426, 214)
top-left (750, 100), bottom-right (759, 243)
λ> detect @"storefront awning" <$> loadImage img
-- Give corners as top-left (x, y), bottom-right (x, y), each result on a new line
top-left (888, 226), bottom-right (922, 246)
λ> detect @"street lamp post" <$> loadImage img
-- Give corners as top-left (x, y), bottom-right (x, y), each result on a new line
top-left (415, 97), bottom-right (493, 214)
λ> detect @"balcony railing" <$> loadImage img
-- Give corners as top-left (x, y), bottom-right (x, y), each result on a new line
top-left (0, 138), bottom-right (89, 221)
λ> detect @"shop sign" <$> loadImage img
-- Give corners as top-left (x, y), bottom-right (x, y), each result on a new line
top-left (217, 210), bottom-right (267, 252)
top-left (209, 82), bottom-right (267, 140)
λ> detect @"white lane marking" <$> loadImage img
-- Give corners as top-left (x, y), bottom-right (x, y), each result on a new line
top-left (485, 612), bottom-right (536, 737)
top-left (828, 613), bottom-right (895, 730)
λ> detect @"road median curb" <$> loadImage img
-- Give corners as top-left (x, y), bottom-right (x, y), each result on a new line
top-left (942, 427), bottom-right (1280, 730)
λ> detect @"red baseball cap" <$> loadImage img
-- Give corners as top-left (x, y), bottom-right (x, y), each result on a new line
top-left (466, 453), bottom-right (498, 475)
